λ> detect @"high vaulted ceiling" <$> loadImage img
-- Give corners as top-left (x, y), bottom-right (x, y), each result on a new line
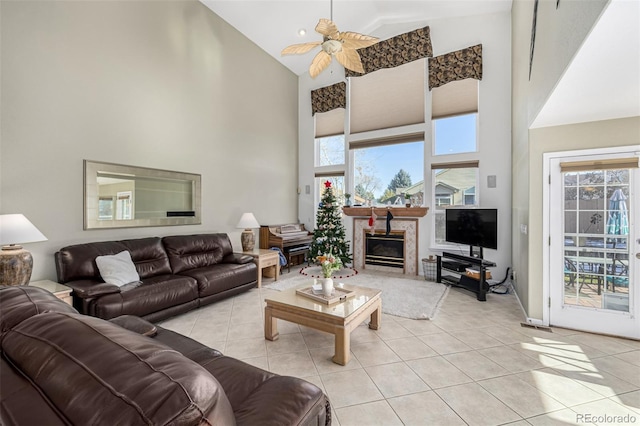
top-left (201, 0), bottom-right (639, 129)
top-left (200, 0), bottom-right (512, 76)
top-left (532, 0), bottom-right (640, 128)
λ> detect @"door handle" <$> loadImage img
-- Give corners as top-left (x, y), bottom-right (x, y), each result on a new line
top-left (637, 253), bottom-right (640, 259)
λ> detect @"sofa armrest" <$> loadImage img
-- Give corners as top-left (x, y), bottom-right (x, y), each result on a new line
top-left (109, 315), bottom-right (157, 337)
top-left (223, 253), bottom-right (254, 265)
top-left (64, 280), bottom-right (121, 299)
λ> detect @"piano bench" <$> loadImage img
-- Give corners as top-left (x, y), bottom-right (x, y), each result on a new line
top-left (285, 246), bottom-right (310, 273)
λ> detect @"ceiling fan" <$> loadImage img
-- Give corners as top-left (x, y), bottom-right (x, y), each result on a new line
top-left (281, 1), bottom-right (379, 78)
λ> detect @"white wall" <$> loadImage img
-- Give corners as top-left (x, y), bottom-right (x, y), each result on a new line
top-left (528, 117), bottom-right (640, 319)
top-left (0, 0), bottom-right (299, 281)
top-left (511, 0), bottom-right (609, 319)
top-left (298, 12), bottom-right (513, 276)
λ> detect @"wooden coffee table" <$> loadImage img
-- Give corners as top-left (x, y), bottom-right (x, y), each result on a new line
top-left (264, 283), bottom-right (382, 365)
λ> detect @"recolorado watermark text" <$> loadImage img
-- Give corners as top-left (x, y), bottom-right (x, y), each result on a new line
top-left (576, 413), bottom-right (636, 424)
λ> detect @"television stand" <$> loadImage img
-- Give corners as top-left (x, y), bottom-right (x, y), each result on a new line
top-left (437, 251), bottom-right (496, 301)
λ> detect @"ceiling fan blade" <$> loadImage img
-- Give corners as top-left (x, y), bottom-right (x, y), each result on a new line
top-left (281, 41), bottom-right (321, 56)
top-left (334, 48), bottom-right (364, 74)
top-left (340, 32), bottom-right (379, 50)
top-left (309, 50), bottom-right (332, 78)
top-left (315, 18), bottom-right (339, 39)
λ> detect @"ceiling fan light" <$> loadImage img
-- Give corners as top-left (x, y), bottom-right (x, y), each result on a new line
top-left (322, 39), bottom-right (343, 55)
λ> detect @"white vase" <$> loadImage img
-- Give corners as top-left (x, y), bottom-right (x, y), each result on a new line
top-left (322, 277), bottom-right (334, 296)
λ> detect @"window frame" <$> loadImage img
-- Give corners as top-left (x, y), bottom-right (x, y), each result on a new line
top-left (431, 164), bottom-right (480, 249)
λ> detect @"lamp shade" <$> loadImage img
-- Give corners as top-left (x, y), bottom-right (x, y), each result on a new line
top-left (236, 213), bottom-right (260, 229)
top-left (0, 214), bottom-right (47, 247)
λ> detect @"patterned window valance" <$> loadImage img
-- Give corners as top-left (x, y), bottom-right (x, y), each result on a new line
top-left (428, 44), bottom-right (483, 90)
top-left (345, 26), bottom-right (433, 78)
top-left (311, 82), bottom-right (346, 116)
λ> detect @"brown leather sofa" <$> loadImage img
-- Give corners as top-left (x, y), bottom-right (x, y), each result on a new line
top-left (55, 233), bottom-right (258, 322)
top-left (0, 286), bottom-right (330, 425)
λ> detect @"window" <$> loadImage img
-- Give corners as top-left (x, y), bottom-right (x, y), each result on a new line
top-left (352, 140), bottom-right (424, 206)
top-left (315, 135), bottom-right (345, 166)
top-left (431, 77), bottom-right (479, 246)
top-left (98, 197), bottom-right (114, 220)
top-left (315, 175), bottom-right (345, 208)
top-left (116, 191), bottom-right (133, 220)
top-left (432, 165), bottom-right (479, 245)
top-left (435, 194), bottom-right (452, 207)
top-left (463, 186), bottom-right (476, 205)
top-left (433, 113), bottom-right (477, 155)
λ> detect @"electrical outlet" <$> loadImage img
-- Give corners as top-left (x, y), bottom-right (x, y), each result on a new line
top-left (511, 270), bottom-right (516, 282)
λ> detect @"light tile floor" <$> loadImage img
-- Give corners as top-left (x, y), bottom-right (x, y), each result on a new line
top-left (158, 272), bottom-right (640, 426)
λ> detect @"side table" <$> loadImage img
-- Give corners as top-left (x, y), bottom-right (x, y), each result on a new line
top-left (29, 280), bottom-right (73, 305)
top-left (243, 249), bottom-right (280, 288)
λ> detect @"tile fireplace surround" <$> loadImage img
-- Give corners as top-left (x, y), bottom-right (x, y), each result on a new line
top-left (353, 218), bottom-right (419, 275)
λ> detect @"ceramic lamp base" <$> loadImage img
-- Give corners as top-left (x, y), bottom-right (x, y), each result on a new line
top-left (0, 247), bottom-right (33, 286)
top-left (241, 229), bottom-right (255, 252)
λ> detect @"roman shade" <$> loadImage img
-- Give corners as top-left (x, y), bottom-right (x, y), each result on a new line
top-left (559, 157), bottom-right (639, 173)
top-left (431, 78), bottom-right (479, 119)
top-left (349, 132), bottom-right (424, 150)
top-left (431, 160), bottom-right (480, 170)
top-left (315, 170), bottom-right (345, 178)
top-left (313, 82), bottom-right (346, 138)
top-left (315, 108), bottom-right (345, 138)
top-left (349, 60), bottom-right (426, 134)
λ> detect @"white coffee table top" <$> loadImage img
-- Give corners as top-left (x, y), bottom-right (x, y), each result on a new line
top-left (264, 283), bottom-right (381, 320)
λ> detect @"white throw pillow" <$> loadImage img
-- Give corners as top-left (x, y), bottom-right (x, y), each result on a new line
top-left (95, 250), bottom-right (140, 287)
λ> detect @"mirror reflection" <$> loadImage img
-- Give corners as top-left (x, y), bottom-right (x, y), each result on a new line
top-left (84, 160), bottom-right (201, 229)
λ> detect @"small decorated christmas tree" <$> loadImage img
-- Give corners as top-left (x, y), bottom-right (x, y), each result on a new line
top-left (309, 181), bottom-right (352, 265)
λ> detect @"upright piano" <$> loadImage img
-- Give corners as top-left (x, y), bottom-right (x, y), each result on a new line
top-left (260, 223), bottom-right (313, 272)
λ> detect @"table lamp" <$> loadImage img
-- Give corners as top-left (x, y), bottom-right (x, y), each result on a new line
top-left (0, 214), bottom-right (48, 286)
top-left (236, 213), bottom-right (260, 252)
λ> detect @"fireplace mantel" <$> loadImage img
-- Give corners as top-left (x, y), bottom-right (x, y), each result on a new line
top-left (343, 206), bottom-right (428, 217)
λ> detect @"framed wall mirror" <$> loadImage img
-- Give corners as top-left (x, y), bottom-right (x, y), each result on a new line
top-left (84, 160), bottom-right (201, 229)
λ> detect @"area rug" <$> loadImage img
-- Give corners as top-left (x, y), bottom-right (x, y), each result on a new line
top-left (263, 270), bottom-right (449, 320)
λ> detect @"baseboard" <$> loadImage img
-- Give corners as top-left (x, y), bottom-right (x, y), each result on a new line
top-left (523, 317), bottom-right (546, 326)
top-left (511, 282), bottom-right (547, 327)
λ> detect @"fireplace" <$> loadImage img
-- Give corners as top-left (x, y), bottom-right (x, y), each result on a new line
top-left (352, 218), bottom-right (419, 274)
top-left (365, 232), bottom-right (405, 268)
top-left (343, 208), bottom-right (427, 275)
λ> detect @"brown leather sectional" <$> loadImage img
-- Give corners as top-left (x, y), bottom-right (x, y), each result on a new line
top-left (0, 286), bottom-right (330, 425)
top-left (55, 233), bottom-right (258, 322)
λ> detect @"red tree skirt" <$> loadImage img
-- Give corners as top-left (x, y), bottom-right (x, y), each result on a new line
top-left (298, 265), bottom-right (358, 279)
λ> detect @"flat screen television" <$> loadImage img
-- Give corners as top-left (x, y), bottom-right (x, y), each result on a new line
top-left (445, 208), bottom-right (498, 254)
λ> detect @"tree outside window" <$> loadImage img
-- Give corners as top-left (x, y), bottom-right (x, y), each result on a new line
top-left (353, 141), bottom-right (423, 205)
top-left (315, 135), bottom-right (345, 166)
